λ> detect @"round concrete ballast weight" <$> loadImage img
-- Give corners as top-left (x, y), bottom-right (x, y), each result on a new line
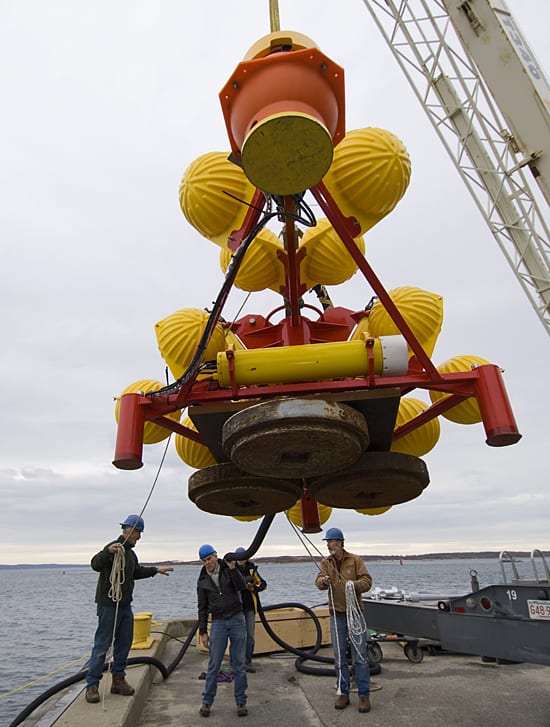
top-left (188, 462), bottom-right (302, 517)
top-left (222, 398), bottom-right (369, 479)
top-left (308, 451), bottom-right (430, 509)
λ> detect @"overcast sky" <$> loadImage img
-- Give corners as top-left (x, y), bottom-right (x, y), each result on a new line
top-left (1, 1), bottom-right (549, 565)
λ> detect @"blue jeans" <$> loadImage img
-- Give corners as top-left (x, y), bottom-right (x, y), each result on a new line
top-left (330, 613), bottom-right (370, 697)
top-left (202, 612), bottom-right (247, 706)
top-left (86, 604), bottom-right (134, 688)
top-left (243, 610), bottom-right (256, 666)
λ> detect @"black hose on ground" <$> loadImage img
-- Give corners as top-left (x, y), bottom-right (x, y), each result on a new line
top-left (164, 620), bottom-right (199, 676)
top-left (8, 656), bottom-right (169, 727)
top-left (258, 601), bottom-right (381, 678)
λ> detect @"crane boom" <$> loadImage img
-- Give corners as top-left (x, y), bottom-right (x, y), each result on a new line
top-left (362, 0), bottom-right (550, 337)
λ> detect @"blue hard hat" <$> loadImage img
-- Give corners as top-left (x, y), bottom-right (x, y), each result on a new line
top-left (199, 544), bottom-right (216, 560)
top-left (235, 547), bottom-right (246, 554)
top-left (323, 527), bottom-right (344, 541)
top-left (120, 514), bottom-right (145, 532)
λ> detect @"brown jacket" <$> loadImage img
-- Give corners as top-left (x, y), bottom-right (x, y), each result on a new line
top-left (315, 550), bottom-right (372, 614)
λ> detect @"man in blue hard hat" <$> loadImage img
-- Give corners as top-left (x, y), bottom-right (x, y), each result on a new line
top-left (84, 515), bottom-right (173, 704)
top-left (315, 527), bottom-right (373, 713)
top-left (196, 544), bottom-right (248, 718)
top-left (234, 546), bottom-right (267, 673)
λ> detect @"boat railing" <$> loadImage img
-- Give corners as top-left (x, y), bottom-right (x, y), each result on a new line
top-left (499, 550), bottom-right (521, 583)
top-left (499, 548), bottom-right (550, 585)
top-left (530, 548), bottom-right (550, 583)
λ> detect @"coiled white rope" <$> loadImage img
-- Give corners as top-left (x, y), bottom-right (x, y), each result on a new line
top-left (325, 581), bottom-right (344, 695)
top-left (100, 545), bottom-right (127, 706)
top-left (108, 545), bottom-right (126, 603)
top-left (345, 580), bottom-right (369, 664)
top-left (326, 579), bottom-right (371, 695)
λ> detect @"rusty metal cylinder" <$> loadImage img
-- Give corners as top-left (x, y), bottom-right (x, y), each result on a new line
top-left (222, 397), bottom-right (369, 479)
top-left (475, 364), bottom-right (522, 446)
top-left (113, 393), bottom-right (144, 470)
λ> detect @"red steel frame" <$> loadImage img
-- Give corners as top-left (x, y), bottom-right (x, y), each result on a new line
top-left (114, 33), bottom-right (521, 533)
top-left (114, 184), bottom-right (521, 474)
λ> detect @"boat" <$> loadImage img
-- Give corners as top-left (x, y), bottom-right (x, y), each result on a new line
top-left (363, 549), bottom-right (550, 666)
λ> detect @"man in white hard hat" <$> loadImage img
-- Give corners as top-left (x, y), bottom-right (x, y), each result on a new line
top-left (85, 514), bottom-right (173, 704)
top-left (315, 527), bottom-right (373, 713)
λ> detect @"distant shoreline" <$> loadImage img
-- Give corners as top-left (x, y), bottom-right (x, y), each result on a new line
top-left (1, 550), bottom-right (546, 568)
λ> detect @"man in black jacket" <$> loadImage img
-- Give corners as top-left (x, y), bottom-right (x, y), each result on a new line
top-left (85, 514), bottom-right (173, 704)
top-left (235, 546), bottom-right (267, 673)
top-left (197, 543), bottom-right (248, 718)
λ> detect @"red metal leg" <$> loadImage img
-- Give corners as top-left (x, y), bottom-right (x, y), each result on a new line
top-left (113, 393), bottom-right (145, 470)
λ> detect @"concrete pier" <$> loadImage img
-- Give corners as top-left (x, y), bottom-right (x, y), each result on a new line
top-left (22, 618), bottom-right (550, 727)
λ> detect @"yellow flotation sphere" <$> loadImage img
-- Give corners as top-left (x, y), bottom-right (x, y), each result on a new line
top-left (323, 127), bottom-right (411, 234)
top-left (232, 514), bottom-right (263, 522)
top-left (390, 397), bottom-right (440, 457)
top-left (299, 217), bottom-right (366, 287)
top-left (179, 151), bottom-right (255, 247)
top-left (356, 506), bottom-right (392, 516)
top-left (429, 355), bottom-right (490, 424)
top-left (219, 228), bottom-right (285, 292)
top-left (367, 287), bottom-right (443, 358)
top-left (114, 379), bottom-right (180, 445)
top-left (155, 308), bottom-right (226, 380)
top-left (174, 416), bottom-right (217, 469)
top-left (286, 500), bottom-right (332, 528)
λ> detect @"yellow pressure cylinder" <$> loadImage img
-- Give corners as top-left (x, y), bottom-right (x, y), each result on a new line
top-left (216, 336), bottom-right (408, 388)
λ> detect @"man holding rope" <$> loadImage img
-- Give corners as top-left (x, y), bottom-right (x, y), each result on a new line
top-left (85, 514), bottom-right (173, 704)
top-left (315, 527), bottom-right (373, 713)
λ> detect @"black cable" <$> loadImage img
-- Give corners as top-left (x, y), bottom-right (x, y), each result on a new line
top-left (7, 657), bottom-right (168, 727)
top-left (258, 601), bottom-right (323, 658)
top-left (151, 208), bottom-right (280, 398)
top-left (164, 620), bottom-right (199, 676)
top-left (149, 191), bottom-right (317, 400)
top-left (223, 513), bottom-right (275, 563)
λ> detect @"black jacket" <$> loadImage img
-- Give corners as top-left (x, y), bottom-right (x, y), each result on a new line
top-left (197, 559), bottom-right (246, 634)
top-left (236, 560), bottom-right (267, 613)
top-left (91, 536), bottom-right (158, 606)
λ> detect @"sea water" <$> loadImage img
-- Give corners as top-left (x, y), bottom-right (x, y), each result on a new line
top-left (0, 557), bottom-right (532, 725)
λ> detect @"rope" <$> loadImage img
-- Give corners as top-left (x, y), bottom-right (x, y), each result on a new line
top-left (108, 545), bottom-right (126, 603)
top-left (0, 655), bottom-right (90, 700)
top-left (345, 581), bottom-right (369, 664)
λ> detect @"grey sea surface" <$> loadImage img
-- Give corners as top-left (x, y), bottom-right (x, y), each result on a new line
top-left (0, 557), bottom-right (530, 725)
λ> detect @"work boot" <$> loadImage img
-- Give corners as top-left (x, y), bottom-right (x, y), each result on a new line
top-left (358, 696), bottom-right (371, 713)
top-left (199, 703), bottom-right (211, 717)
top-left (85, 686), bottom-right (100, 703)
top-left (334, 694), bottom-right (350, 709)
top-left (110, 674), bottom-right (135, 696)
top-left (237, 703), bottom-right (248, 716)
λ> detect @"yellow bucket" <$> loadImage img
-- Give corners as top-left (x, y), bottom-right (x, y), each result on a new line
top-left (131, 612), bottom-right (154, 650)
